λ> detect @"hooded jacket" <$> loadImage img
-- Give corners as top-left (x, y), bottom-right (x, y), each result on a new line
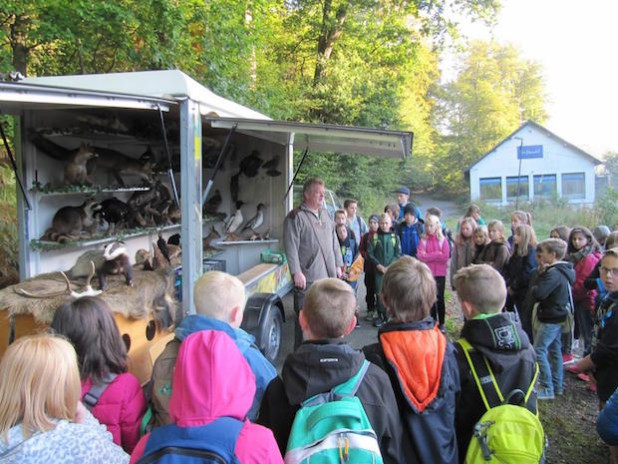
top-left (258, 341), bottom-right (404, 463)
top-left (450, 239), bottom-right (475, 287)
top-left (149, 314), bottom-right (276, 425)
top-left (0, 410), bottom-right (128, 463)
top-left (417, 235), bottom-right (450, 277)
top-left (364, 318), bottom-right (460, 464)
top-left (454, 312), bottom-right (537, 462)
top-left (131, 330), bottom-right (282, 464)
top-left (532, 261), bottom-right (576, 323)
top-left (591, 291), bottom-right (618, 402)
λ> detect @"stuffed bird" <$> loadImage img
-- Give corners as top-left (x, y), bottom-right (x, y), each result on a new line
top-left (224, 201), bottom-right (244, 234)
top-left (242, 203), bottom-right (265, 233)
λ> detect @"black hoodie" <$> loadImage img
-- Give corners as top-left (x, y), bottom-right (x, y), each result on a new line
top-left (257, 341), bottom-right (404, 463)
top-left (455, 312), bottom-right (537, 462)
top-left (532, 261), bottom-right (576, 323)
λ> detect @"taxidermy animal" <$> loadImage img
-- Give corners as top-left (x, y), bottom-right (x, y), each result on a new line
top-left (224, 201), bottom-right (244, 234)
top-left (157, 232), bottom-right (170, 264)
top-left (42, 199), bottom-right (101, 243)
top-left (239, 150), bottom-right (263, 178)
top-left (203, 189), bottom-right (222, 215)
top-left (242, 203), bottom-right (265, 233)
top-left (98, 241), bottom-right (133, 290)
top-left (87, 146), bottom-right (154, 187)
top-left (98, 198), bottom-right (146, 232)
top-left (230, 171), bottom-right (240, 203)
top-left (262, 155), bottom-right (281, 176)
top-left (167, 233), bottom-right (181, 247)
top-left (14, 261), bottom-right (101, 299)
top-left (64, 144), bottom-right (97, 186)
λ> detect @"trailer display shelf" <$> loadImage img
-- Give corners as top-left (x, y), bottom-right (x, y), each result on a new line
top-left (29, 184), bottom-right (151, 196)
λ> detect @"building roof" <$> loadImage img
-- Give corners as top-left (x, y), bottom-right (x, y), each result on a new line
top-left (22, 70), bottom-right (269, 120)
top-left (466, 120), bottom-right (602, 173)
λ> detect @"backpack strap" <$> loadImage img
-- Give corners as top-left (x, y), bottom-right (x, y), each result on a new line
top-left (302, 360), bottom-right (370, 407)
top-left (83, 372), bottom-right (118, 411)
top-left (458, 338), bottom-right (503, 411)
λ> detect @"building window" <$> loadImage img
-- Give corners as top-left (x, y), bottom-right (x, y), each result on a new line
top-left (506, 176), bottom-right (529, 202)
top-left (562, 172), bottom-right (585, 200)
top-left (480, 177), bottom-right (502, 201)
top-left (533, 174), bottom-right (556, 199)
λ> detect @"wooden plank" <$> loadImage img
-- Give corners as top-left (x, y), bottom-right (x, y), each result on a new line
top-left (237, 263), bottom-right (277, 285)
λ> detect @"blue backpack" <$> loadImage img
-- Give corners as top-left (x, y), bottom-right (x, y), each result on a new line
top-left (137, 417), bottom-right (243, 464)
top-left (284, 360), bottom-right (383, 464)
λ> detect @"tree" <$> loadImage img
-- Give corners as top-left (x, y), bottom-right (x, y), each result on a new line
top-left (434, 40), bottom-right (548, 191)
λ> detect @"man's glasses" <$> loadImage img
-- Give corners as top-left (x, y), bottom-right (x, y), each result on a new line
top-left (600, 267), bottom-right (618, 277)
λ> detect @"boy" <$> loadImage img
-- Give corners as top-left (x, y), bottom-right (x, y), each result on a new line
top-left (578, 247), bottom-right (618, 463)
top-left (532, 238), bottom-right (575, 399)
top-left (258, 278), bottom-right (404, 462)
top-left (345, 198), bottom-right (368, 244)
top-left (398, 203), bottom-right (424, 258)
top-left (360, 214), bottom-right (380, 321)
top-left (335, 208), bottom-right (356, 241)
top-left (367, 213), bottom-right (401, 327)
top-left (149, 271), bottom-right (276, 425)
top-left (363, 256), bottom-right (460, 463)
top-left (453, 264), bottom-right (538, 460)
top-left (336, 223), bottom-right (360, 290)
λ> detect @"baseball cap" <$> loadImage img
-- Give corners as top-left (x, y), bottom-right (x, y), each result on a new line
top-left (395, 186), bottom-right (410, 196)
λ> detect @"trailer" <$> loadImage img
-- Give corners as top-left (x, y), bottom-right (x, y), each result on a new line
top-left (0, 70), bottom-right (412, 380)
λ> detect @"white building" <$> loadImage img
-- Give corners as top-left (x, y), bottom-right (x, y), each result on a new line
top-left (466, 121), bottom-right (601, 206)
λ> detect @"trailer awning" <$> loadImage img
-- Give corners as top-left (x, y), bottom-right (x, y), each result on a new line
top-left (0, 82), bottom-right (174, 114)
top-left (206, 118), bottom-right (413, 159)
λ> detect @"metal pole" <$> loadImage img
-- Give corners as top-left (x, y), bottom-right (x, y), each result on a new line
top-left (515, 138), bottom-right (523, 209)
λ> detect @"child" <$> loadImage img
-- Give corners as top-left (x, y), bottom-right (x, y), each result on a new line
top-left (472, 225), bottom-right (490, 264)
top-left (531, 239), bottom-right (575, 400)
top-left (0, 334), bottom-right (129, 463)
top-left (50, 297), bottom-right (146, 454)
top-left (398, 203), bottom-right (424, 258)
top-left (334, 209), bottom-right (356, 241)
top-left (450, 217), bottom-right (476, 289)
top-left (418, 213), bottom-right (451, 329)
top-left (258, 278), bottom-right (404, 462)
top-left (367, 213), bottom-right (402, 327)
top-left (505, 224), bottom-right (538, 316)
top-left (147, 271), bottom-right (276, 426)
top-left (594, 225), bottom-right (612, 250)
top-left (132, 330), bottom-right (283, 463)
top-left (508, 210), bottom-right (533, 249)
top-left (384, 204), bottom-right (400, 233)
top-left (550, 225), bottom-right (571, 243)
top-left (578, 247), bottom-right (618, 464)
top-left (360, 214), bottom-right (380, 321)
top-left (428, 206), bottom-right (453, 253)
top-left (566, 226), bottom-right (601, 360)
top-left (453, 264), bottom-right (537, 459)
top-left (480, 220), bottom-right (510, 276)
top-left (457, 204), bottom-right (486, 232)
top-left (363, 256), bottom-right (460, 463)
top-left (336, 223), bottom-right (360, 290)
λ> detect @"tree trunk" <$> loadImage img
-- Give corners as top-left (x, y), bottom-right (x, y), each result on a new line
top-left (313, 0), bottom-right (347, 86)
top-left (10, 14), bottom-right (30, 76)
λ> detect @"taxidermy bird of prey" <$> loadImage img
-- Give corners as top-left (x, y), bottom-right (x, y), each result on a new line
top-left (157, 231), bottom-right (170, 264)
top-left (204, 189), bottom-right (222, 214)
top-left (224, 201), bottom-right (244, 234)
top-left (242, 203), bottom-right (265, 233)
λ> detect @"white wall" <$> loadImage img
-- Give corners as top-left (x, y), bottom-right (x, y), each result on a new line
top-left (469, 125), bottom-right (597, 205)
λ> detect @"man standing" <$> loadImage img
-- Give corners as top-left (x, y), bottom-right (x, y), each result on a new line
top-left (344, 198), bottom-right (368, 243)
top-left (284, 178), bottom-right (343, 348)
top-left (396, 186), bottom-right (422, 222)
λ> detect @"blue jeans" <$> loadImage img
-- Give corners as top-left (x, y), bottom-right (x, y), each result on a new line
top-left (534, 322), bottom-right (563, 394)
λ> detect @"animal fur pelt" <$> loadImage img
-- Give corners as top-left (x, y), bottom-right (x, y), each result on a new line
top-left (0, 268), bottom-right (178, 328)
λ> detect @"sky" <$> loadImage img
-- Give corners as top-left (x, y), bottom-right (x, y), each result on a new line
top-left (446, 0), bottom-right (618, 160)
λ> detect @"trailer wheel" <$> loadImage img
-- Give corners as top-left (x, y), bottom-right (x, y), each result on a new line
top-left (262, 308), bottom-right (283, 363)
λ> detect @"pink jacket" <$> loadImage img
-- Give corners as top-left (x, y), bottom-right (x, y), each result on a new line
top-left (417, 234), bottom-right (450, 277)
top-left (572, 251), bottom-right (601, 312)
top-left (81, 372), bottom-right (146, 454)
top-left (130, 330), bottom-right (283, 464)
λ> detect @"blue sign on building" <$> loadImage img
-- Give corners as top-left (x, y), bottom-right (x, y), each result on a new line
top-left (517, 145), bottom-right (543, 159)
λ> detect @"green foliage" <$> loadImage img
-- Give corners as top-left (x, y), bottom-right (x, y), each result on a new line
top-left (0, 164), bottom-right (18, 274)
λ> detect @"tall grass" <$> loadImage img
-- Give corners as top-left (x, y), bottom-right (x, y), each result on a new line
top-left (0, 163), bottom-right (19, 279)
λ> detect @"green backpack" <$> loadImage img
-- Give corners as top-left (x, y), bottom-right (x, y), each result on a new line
top-left (284, 360), bottom-right (383, 464)
top-left (458, 338), bottom-right (546, 463)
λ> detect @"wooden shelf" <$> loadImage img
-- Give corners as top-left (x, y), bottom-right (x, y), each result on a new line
top-left (30, 185), bottom-right (150, 196)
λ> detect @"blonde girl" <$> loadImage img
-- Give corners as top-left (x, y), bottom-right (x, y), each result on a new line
top-left (508, 210), bottom-right (533, 249)
top-left (417, 214), bottom-right (450, 329)
top-left (472, 226), bottom-right (491, 264)
top-left (0, 334), bottom-right (128, 462)
top-left (505, 224), bottom-right (538, 315)
top-left (481, 220), bottom-right (511, 276)
top-left (451, 217), bottom-right (477, 289)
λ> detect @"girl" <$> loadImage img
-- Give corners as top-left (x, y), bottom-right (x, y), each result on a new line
top-left (550, 225), bottom-right (571, 243)
top-left (417, 213), bottom-right (450, 329)
top-left (505, 224), bottom-right (538, 317)
top-left (457, 204), bottom-right (486, 232)
top-left (450, 217), bottom-right (476, 290)
top-left (566, 226), bottom-right (601, 359)
top-left (360, 214), bottom-right (380, 321)
top-left (472, 226), bottom-right (490, 264)
top-left (0, 334), bottom-right (128, 463)
top-left (508, 210), bottom-right (533, 249)
top-left (481, 220), bottom-right (511, 276)
top-left (50, 297), bottom-right (147, 454)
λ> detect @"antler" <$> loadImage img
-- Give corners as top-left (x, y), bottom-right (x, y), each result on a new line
top-left (14, 261), bottom-right (102, 299)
